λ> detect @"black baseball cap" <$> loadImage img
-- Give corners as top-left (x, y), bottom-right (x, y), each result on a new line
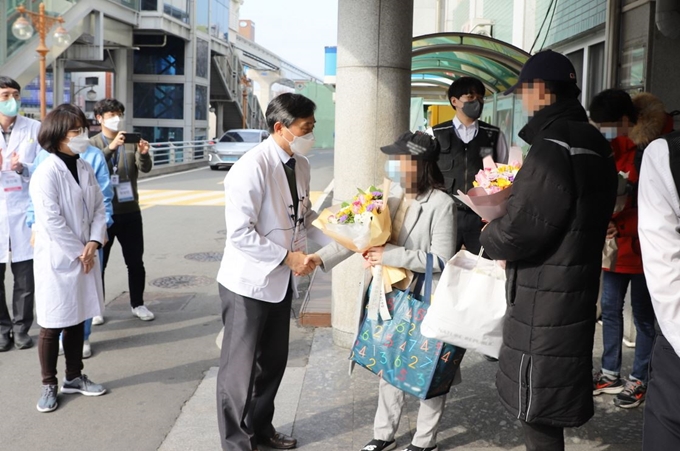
top-left (380, 131), bottom-right (440, 161)
top-left (504, 49), bottom-right (578, 95)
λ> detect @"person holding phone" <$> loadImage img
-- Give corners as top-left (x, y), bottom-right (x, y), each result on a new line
top-left (90, 98), bottom-right (154, 323)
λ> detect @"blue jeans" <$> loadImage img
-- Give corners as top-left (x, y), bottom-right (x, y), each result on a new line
top-left (600, 271), bottom-right (657, 383)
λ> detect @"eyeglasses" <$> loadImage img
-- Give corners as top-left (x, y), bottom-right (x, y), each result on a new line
top-left (67, 128), bottom-right (87, 135)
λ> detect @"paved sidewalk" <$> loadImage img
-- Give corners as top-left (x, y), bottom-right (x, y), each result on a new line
top-left (161, 289), bottom-right (643, 451)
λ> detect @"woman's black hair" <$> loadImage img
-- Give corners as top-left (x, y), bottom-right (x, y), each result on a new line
top-left (416, 159), bottom-right (446, 196)
top-left (38, 104), bottom-right (88, 154)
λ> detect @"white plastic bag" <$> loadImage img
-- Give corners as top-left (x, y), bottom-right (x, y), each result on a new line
top-left (421, 250), bottom-right (507, 358)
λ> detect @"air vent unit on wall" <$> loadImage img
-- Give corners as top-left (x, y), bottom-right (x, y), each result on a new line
top-left (465, 19), bottom-right (494, 38)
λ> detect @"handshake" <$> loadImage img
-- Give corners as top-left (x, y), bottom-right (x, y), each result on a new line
top-left (285, 251), bottom-right (322, 277)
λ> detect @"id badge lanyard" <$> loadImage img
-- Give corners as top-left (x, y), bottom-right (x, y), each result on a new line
top-left (104, 137), bottom-right (134, 202)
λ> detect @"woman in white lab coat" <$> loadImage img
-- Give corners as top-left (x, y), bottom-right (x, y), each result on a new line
top-left (29, 104), bottom-right (108, 413)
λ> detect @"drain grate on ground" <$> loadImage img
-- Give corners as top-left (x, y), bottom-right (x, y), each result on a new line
top-left (184, 252), bottom-right (223, 262)
top-left (150, 275), bottom-right (214, 289)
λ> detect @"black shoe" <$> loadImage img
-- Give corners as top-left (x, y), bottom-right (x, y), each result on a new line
top-left (0, 332), bottom-right (12, 352)
top-left (14, 332), bottom-right (33, 349)
top-left (257, 432), bottom-right (297, 449)
top-left (362, 439), bottom-right (396, 451)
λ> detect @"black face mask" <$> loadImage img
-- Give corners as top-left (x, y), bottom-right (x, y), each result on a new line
top-left (461, 99), bottom-right (483, 120)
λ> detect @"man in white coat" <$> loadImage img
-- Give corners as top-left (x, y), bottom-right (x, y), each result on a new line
top-left (0, 76), bottom-right (41, 351)
top-left (216, 93), bottom-right (327, 451)
top-left (638, 132), bottom-right (680, 449)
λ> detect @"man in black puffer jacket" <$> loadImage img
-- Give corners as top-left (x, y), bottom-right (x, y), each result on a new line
top-left (480, 50), bottom-right (618, 451)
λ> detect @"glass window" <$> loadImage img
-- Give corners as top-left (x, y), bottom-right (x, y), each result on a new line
top-left (133, 35), bottom-right (185, 75)
top-left (567, 49), bottom-right (584, 97)
top-left (587, 42), bottom-right (605, 107)
top-left (133, 83), bottom-right (185, 119)
top-left (619, 45), bottom-right (646, 91)
top-left (220, 130), bottom-right (262, 143)
top-left (195, 85), bottom-right (208, 120)
top-left (210, 0), bottom-right (230, 41)
top-left (196, 0), bottom-right (210, 34)
top-left (163, 0), bottom-right (190, 23)
top-left (141, 0), bottom-right (157, 10)
top-left (196, 39), bottom-right (209, 79)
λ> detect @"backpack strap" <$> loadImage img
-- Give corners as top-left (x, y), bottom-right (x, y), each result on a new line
top-left (663, 131), bottom-right (680, 201)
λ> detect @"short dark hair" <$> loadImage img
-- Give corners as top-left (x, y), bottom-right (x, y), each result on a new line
top-left (0, 76), bottom-right (21, 92)
top-left (93, 98), bottom-right (125, 117)
top-left (543, 80), bottom-right (581, 102)
top-left (447, 77), bottom-right (486, 108)
top-left (265, 93), bottom-right (316, 133)
top-left (589, 89), bottom-right (638, 124)
top-left (416, 159), bottom-right (446, 196)
top-left (38, 104), bottom-right (88, 153)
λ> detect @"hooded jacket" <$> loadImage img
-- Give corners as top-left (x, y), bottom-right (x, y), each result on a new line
top-left (480, 99), bottom-right (617, 427)
top-left (606, 136), bottom-right (642, 274)
top-left (629, 93), bottom-right (673, 150)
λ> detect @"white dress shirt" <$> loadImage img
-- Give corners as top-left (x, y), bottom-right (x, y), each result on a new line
top-left (638, 138), bottom-right (680, 357)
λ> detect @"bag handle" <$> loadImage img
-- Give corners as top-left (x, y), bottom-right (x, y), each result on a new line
top-left (413, 253), bottom-right (441, 304)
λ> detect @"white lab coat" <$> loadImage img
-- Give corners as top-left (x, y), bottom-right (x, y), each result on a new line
top-left (216, 137), bottom-right (329, 303)
top-left (29, 154), bottom-right (107, 328)
top-left (0, 114), bottom-right (41, 263)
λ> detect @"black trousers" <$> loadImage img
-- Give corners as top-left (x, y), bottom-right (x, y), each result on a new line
top-left (455, 208), bottom-right (485, 255)
top-left (0, 260), bottom-right (34, 336)
top-left (643, 334), bottom-right (680, 450)
top-left (103, 211), bottom-right (146, 308)
top-left (216, 283), bottom-right (292, 451)
top-left (521, 421), bottom-right (564, 451)
top-left (38, 322), bottom-right (84, 385)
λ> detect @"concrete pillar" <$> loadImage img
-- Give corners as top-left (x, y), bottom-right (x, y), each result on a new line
top-left (331, 0), bottom-right (414, 348)
top-left (114, 49), bottom-right (129, 109)
top-left (53, 58), bottom-right (66, 107)
top-left (216, 102), bottom-right (225, 137)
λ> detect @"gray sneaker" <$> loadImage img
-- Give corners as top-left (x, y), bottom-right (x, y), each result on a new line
top-left (61, 374), bottom-right (107, 397)
top-left (37, 385), bottom-right (58, 412)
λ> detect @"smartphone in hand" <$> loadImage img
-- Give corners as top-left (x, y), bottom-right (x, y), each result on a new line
top-left (123, 132), bottom-right (142, 143)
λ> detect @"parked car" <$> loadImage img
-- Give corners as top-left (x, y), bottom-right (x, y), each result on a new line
top-left (208, 129), bottom-right (269, 170)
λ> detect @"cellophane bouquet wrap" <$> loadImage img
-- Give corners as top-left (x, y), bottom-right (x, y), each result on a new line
top-left (455, 162), bottom-right (522, 222)
top-left (313, 179), bottom-right (409, 321)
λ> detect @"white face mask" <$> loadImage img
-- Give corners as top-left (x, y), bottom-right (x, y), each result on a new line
top-left (284, 128), bottom-right (315, 156)
top-left (67, 132), bottom-right (90, 154)
top-left (102, 116), bottom-right (121, 132)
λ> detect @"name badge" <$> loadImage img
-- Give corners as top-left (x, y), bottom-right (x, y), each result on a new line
top-left (1, 171), bottom-right (22, 192)
top-left (110, 174), bottom-right (120, 186)
top-left (292, 225), bottom-right (307, 254)
top-left (116, 181), bottom-right (135, 202)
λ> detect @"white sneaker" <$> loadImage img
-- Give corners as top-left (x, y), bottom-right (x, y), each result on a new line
top-left (92, 316), bottom-right (105, 326)
top-left (58, 340), bottom-right (64, 356)
top-left (82, 340), bottom-right (92, 359)
top-left (131, 305), bottom-right (155, 321)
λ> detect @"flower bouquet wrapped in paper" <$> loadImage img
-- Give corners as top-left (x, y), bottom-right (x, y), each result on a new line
top-left (455, 148), bottom-right (523, 222)
top-left (313, 179), bottom-right (410, 320)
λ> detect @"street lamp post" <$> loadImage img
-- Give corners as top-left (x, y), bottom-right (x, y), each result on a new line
top-left (240, 76), bottom-right (252, 129)
top-left (12, 3), bottom-right (71, 119)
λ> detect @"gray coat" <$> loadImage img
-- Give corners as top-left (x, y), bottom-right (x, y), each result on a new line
top-left (317, 184), bottom-right (457, 324)
top-left (317, 185), bottom-right (455, 275)
top-left (317, 185), bottom-right (459, 382)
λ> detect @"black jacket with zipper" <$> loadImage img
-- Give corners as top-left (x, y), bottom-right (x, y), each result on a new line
top-left (480, 99), bottom-right (617, 427)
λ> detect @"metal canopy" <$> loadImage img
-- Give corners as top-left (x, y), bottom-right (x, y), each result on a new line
top-left (412, 33), bottom-right (530, 96)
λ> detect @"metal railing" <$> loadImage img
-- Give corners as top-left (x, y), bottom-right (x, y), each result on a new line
top-left (149, 139), bottom-right (214, 166)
